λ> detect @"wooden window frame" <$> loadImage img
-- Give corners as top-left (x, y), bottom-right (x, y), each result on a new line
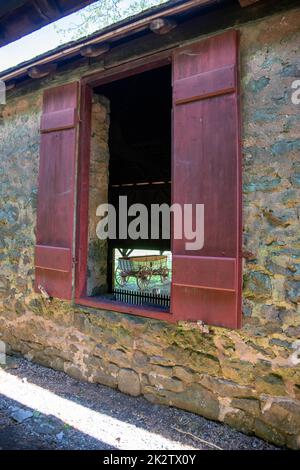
top-left (75, 50), bottom-right (175, 321)
top-left (74, 33), bottom-right (242, 328)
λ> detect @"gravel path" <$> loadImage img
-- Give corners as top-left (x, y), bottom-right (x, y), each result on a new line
top-left (0, 356), bottom-right (279, 450)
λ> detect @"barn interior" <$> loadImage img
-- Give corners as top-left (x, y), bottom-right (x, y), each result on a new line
top-left (93, 64), bottom-right (172, 307)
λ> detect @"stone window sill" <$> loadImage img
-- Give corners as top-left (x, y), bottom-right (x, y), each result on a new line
top-left (76, 296), bottom-right (173, 322)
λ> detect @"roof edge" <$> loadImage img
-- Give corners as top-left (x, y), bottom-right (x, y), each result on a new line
top-left (0, 0), bottom-right (222, 81)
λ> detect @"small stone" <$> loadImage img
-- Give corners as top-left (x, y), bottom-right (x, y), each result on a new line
top-left (271, 139), bottom-right (300, 156)
top-left (224, 409), bottom-right (254, 435)
top-left (189, 352), bottom-right (220, 375)
top-left (64, 365), bottom-right (85, 381)
top-left (149, 373), bottom-right (184, 393)
top-left (164, 384), bottom-right (220, 421)
top-left (285, 280), bottom-right (300, 304)
top-left (255, 373), bottom-right (285, 396)
top-left (172, 366), bottom-right (194, 383)
top-left (91, 369), bottom-right (118, 388)
top-left (285, 326), bottom-right (300, 338)
top-left (11, 409), bottom-right (33, 423)
top-left (262, 209), bottom-right (292, 228)
top-left (118, 368), bottom-right (140, 397)
top-left (248, 76), bottom-right (270, 93)
top-left (260, 397), bottom-right (300, 435)
top-left (149, 355), bottom-right (176, 367)
top-left (151, 365), bottom-right (173, 377)
top-left (106, 349), bottom-right (131, 368)
top-left (244, 176), bottom-right (281, 193)
top-left (286, 434), bottom-right (300, 450)
top-left (265, 235), bottom-right (276, 245)
top-left (200, 374), bottom-right (255, 398)
top-left (221, 359), bottom-right (255, 385)
top-left (261, 305), bottom-right (287, 322)
top-left (269, 338), bottom-right (292, 349)
top-left (231, 398), bottom-right (261, 418)
top-left (132, 351), bottom-right (149, 373)
top-left (244, 271), bottom-right (272, 300)
top-left (242, 299), bottom-right (253, 317)
top-left (34, 419), bottom-right (59, 435)
top-left (254, 419), bottom-right (286, 447)
top-left (15, 300), bottom-right (26, 315)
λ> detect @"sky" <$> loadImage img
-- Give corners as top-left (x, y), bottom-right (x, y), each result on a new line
top-left (0, 10), bottom-right (83, 73)
top-left (0, 0), bottom-right (165, 73)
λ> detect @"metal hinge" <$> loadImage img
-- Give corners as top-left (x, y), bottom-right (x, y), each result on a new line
top-left (38, 284), bottom-right (52, 303)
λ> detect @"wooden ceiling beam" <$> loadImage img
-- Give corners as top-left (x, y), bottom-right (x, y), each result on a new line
top-left (149, 18), bottom-right (177, 35)
top-left (80, 43), bottom-right (110, 58)
top-left (28, 63), bottom-right (57, 79)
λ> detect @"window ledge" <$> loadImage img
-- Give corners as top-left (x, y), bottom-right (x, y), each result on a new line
top-left (76, 296), bottom-right (173, 322)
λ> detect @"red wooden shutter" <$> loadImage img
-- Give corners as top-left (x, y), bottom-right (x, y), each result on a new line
top-left (35, 82), bottom-right (79, 300)
top-left (171, 30), bottom-right (242, 328)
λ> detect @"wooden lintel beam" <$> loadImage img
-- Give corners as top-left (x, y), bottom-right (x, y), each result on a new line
top-left (149, 18), bottom-right (177, 35)
top-left (80, 43), bottom-right (110, 58)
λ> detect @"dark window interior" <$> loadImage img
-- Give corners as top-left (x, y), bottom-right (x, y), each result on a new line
top-left (95, 65), bottom-right (171, 186)
top-left (93, 65), bottom-right (172, 306)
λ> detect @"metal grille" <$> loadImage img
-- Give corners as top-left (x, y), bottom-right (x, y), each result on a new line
top-left (112, 288), bottom-right (170, 309)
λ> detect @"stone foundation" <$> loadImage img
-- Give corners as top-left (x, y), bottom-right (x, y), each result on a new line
top-left (0, 6), bottom-right (299, 448)
top-left (1, 305), bottom-right (300, 448)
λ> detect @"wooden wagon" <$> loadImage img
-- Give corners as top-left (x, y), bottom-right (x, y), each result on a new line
top-left (115, 255), bottom-right (169, 290)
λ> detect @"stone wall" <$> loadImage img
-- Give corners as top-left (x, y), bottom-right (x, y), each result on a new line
top-left (0, 7), bottom-right (299, 448)
top-left (87, 94), bottom-right (110, 296)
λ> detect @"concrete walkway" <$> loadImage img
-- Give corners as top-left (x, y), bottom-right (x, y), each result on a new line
top-left (0, 356), bottom-right (278, 450)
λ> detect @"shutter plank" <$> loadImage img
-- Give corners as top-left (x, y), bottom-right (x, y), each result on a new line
top-left (174, 65), bottom-right (236, 104)
top-left (172, 287), bottom-right (238, 329)
top-left (35, 82), bottom-right (79, 300)
top-left (172, 256), bottom-right (236, 291)
top-left (171, 31), bottom-right (241, 328)
top-left (40, 108), bottom-right (78, 132)
top-left (35, 246), bottom-right (72, 273)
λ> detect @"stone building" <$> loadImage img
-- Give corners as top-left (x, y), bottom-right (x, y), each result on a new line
top-left (0, 0), bottom-right (300, 448)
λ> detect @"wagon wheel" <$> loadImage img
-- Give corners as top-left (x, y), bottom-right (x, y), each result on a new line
top-left (160, 267), bottom-right (169, 284)
top-left (136, 268), bottom-right (152, 290)
top-left (115, 267), bottom-right (129, 287)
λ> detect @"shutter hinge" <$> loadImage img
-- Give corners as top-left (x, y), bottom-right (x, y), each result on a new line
top-left (38, 284), bottom-right (52, 303)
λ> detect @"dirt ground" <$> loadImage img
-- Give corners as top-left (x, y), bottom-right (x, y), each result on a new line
top-left (0, 356), bottom-right (279, 450)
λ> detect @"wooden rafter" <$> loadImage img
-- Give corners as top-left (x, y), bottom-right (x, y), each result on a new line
top-left (80, 43), bottom-right (110, 58)
top-left (149, 18), bottom-right (177, 35)
top-left (28, 63), bottom-right (57, 79)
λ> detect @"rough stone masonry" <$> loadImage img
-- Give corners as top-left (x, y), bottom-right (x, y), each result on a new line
top-left (0, 7), bottom-right (299, 448)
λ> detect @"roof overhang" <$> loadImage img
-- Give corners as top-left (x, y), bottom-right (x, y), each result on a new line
top-left (0, 0), bottom-right (266, 84)
top-left (0, 0), bottom-right (98, 47)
